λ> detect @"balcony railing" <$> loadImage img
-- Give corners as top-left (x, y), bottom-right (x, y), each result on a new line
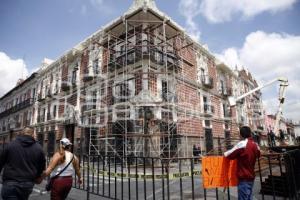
top-left (61, 82), bottom-right (70, 91)
top-left (47, 113), bottom-right (51, 121)
top-left (224, 110), bottom-right (232, 118)
top-left (107, 43), bottom-right (180, 72)
top-left (161, 92), bottom-right (178, 103)
top-left (47, 89), bottom-right (52, 97)
top-left (201, 75), bottom-right (214, 89)
top-left (40, 116), bottom-right (45, 123)
top-left (204, 104), bottom-right (214, 114)
top-left (24, 119), bottom-right (30, 126)
top-left (15, 122), bottom-right (21, 128)
top-left (220, 88), bottom-right (232, 96)
top-left (83, 68), bottom-right (94, 82)
top-left (37, 93), bottom-right (45, 102)
top-left (0, 98), bottom-right (34, 119)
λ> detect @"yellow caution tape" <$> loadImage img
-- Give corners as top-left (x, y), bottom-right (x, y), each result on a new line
top-left (83, 165), bottom-right (201, 180)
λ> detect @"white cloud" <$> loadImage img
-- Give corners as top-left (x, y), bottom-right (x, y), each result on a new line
top-left (179, 0), bottom-right (297, 24)
top-left (178, 0), bottom-right (201, 41)
top-left (200, 0), bottom-right (297, 23)
top-left (0, 52), bottom-right (29, 96)
top-left (80, 5), bottom-right (87, 15)
top-left (89, 0), bottom-right (113, 14)
top-left (90, 0), bottom-right (104, 7)
top-left (216, 31), bottom-right (300, 121)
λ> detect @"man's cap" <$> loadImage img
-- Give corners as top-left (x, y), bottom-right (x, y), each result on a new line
top-left (60, 138), bottom-right (72, 147)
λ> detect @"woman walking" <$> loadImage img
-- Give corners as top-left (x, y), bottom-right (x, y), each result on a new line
top-left (44, 138), bottom-right (82, 200)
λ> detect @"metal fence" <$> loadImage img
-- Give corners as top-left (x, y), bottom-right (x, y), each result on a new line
top-left (257, 150), bottom-right (300, 200)
top-left (69, 150), bottom-right (300, 200)
top-left (73, 156), bottom-right (202, 200)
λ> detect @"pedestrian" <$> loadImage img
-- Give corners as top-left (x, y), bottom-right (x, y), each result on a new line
top-left (160, 152), bottom-right (169, 173)
top-left (43, 138), bottom-right (82, 200)
top-left (193, 144), bottom-right (201, 163)
top-left (0, 126), bottom-right (46, 200)
top-left (270, 130), bottom-right (276, 147)
top-left (279, 129), bottom-right (285, 142)
top-left (224, 126), bottom-right (261, 200)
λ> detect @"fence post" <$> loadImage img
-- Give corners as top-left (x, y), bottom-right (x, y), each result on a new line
top-left (87, 155), bottom-right (90, 200)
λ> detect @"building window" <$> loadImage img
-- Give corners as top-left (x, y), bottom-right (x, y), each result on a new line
top-left (162, 80), bottom-right (168, 101)
top-left (120, 45), bottom-right (125, 55)
top-left (53, 105), bottom-right (57, 118)
top-left (72, 70), bottom-right (77, 85)
top-left (128, 52), bottom-right (134, 64)
top-left (203, 96), bottom-right (214, 113)
top-left (32, 88), bottom-right (36, 100)
top-left (196, 55), bottom-right (208, 83)
top-left (220, 80), bottom-right (225, 93)
top-left (204, 120), bottom-right (210, 127)
top-left (42, 108), bottom-right (46, 122)
top-left (115, 83), bottom-right (129, 100)
top-left (92, 91), bottom-right (97, 109)
top-left (93, 59), bottom-right (99, 75)
top-left (200, 68), bottom-right (205, 81)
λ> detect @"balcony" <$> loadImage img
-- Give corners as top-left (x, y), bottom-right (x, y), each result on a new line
top-left (47, 113), bottom-right (51, 121)
top-left (40, 116), bottom-right (45, 123)
top-left (24, 119), bottom-right (30, 126)
top-left (107, 42), bottom-right (180, 72)
top-left (0, 99), bottom-right (34, 119)
top-left (201, 75), bottom-right (214, 89)
top-left (47, 89), bottom-right (52, 98)
top-left (220, 88), bottom-right (232, 97)
top-left (254, 110), bottom-right (262, 115)
top-left (224, 109), bottom-right (232, 118)
top-left (204, 104), bottom-right (214, 115)
top-left (82, 104), bottom-right (96, 111)
top-left (162, 92), bottom-right (178, 103)
top-left (61, 82), bottom-right (70, 91)
top-left (239, 116), bottom-right (245, 124)
top-left (83, 68), bottom-right (94, 82)
top-left (37, 93), bottom-right (45, 102)
top-left (252, 92), bottom-right (261, 100)
top-left (15, 122), bottom-right (21, 128)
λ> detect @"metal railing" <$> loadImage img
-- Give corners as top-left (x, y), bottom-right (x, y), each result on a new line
top-left (72, 155), bottom-right (201, 200)
top-left (70, 149), bottom-right (300, 200)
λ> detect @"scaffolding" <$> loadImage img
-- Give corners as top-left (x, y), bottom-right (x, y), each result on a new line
top-left (79, 7), bottom-right (216, 160)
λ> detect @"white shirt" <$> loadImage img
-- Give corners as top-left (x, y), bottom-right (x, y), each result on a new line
top-left (50, 151), bottom-right (74, 177)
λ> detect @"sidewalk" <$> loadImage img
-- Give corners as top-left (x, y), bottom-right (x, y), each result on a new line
top-left (0, 181), bottom-right (110, 200)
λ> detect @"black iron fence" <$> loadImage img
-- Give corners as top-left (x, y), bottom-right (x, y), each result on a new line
top-left (257, 150), bottom-right (300, 200)
top-left (67, 150), bottom-right (300, 200)
top-left (2, 149), bottom-right (300, 199)
top-left (72, 156), bottom-right (202, 200)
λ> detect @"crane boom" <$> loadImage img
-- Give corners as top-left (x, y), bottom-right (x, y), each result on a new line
top-left (228, 77), bottom-right (289, 136)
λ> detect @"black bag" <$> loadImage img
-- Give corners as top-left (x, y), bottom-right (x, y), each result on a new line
top-left (45, 154), bottom-right (74, 191)
top-left (45, 178), bottom-right (54, 191)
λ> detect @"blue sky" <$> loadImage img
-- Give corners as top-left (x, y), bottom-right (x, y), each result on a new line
top-left (0, 0), bottom-right (300, 120)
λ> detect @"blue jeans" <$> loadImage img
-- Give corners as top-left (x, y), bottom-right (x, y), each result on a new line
top-left (1, 181), bottom-right (34, 200)
top-left (238, 181), bottom-right (254, 200)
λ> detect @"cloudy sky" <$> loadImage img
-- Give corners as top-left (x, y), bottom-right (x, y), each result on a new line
top-left (0, 0), bottom-right (299, 121)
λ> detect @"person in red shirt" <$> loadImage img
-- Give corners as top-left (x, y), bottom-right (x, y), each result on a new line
top-left (224, 126), bottom-right (260, 200)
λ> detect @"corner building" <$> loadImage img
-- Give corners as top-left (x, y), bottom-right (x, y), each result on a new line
top-left (0, 0), bottom-right (264, 157)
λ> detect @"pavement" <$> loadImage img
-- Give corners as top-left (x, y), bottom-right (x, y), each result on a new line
top-left (0, 179), bottom-right (285, 200)
top-left (0, 180), bottom-right (111, 200)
